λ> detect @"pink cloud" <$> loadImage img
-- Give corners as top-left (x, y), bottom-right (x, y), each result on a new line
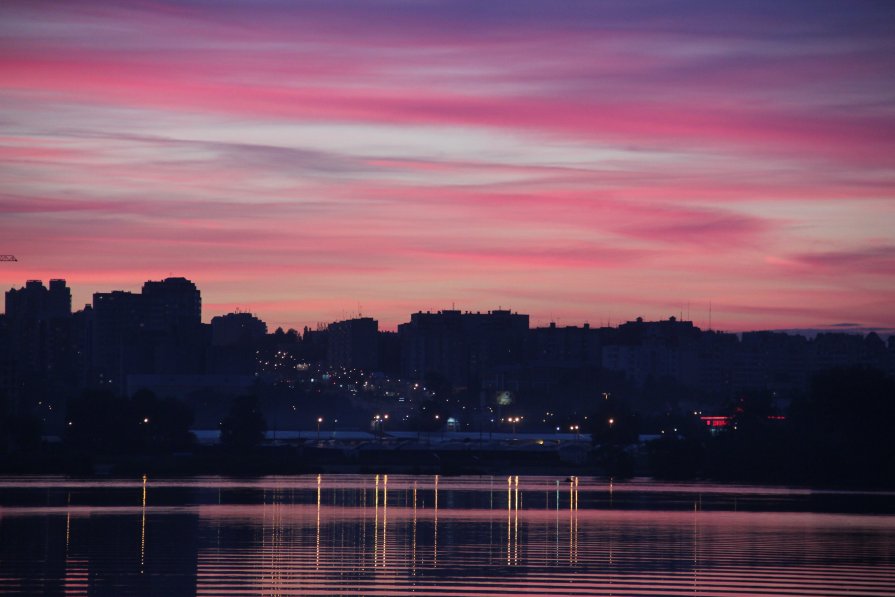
top-left (2, 42), bottom-right (893, 168)
top-left (2, 1), bottom-right (894, 331)
top-left (786, 246), bottom-right (895, 277)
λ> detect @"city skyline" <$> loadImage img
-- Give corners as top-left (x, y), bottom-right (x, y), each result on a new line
top-left (2, 1), bottom-right (894, 333)
top-left (3, 274), bottom-right (893, 339)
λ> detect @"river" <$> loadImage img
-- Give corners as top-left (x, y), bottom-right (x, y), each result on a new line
top-left (1, 475), bottom-right (893, 596)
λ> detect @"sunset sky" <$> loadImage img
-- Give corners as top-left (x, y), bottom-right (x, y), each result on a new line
top-left (2, 1), bottom-right (894, 333)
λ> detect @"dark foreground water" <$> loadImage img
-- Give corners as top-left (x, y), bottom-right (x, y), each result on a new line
top-left (0, 476), bottom-right (893, 596)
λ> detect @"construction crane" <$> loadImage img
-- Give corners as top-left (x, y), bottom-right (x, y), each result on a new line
top-left (0, 255), bottom-right (17, 262)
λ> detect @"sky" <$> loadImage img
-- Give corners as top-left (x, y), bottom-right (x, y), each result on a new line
top-left (1, 0), bottom-right (894, 333)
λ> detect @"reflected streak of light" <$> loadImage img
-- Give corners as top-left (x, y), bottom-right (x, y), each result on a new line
top-left (694, 499), bottom-right (702, 593)
top-left (65, 492), bottom-right (71, 553)
top-left (140, 475), bottom-right (147, 574)
top-left (434, 474), bottom-right (439, 568)
top-left (569, 476), bottom-right (578, 565)
top-left (543, 487), bottom-right (550, 566)
top-left (575, 478), bottom-right (580, 555)
top-left (360, 480), bottom-right (367, 572)
top-left (514, 475), bottom-right (519, 565)
top-left (383, 474), bottom-right (388, 570)
top-left (506, 475), bottom-right (512, 565)
top-left (609, 478), bottom-right (614, 509)
top-left (412, 482), bottom-right (417, 575)
top-left (263, 487), bottom-right (286, 594)
top-left (316, 474), bottom-right (321, 570)
top-left (374, 474), bottom-right (379, 568)
top-left (555, 480), bottom-right (560, 563)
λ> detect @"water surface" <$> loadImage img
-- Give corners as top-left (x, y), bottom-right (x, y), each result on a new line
top-left (0, 475), bottom-right (893, 596)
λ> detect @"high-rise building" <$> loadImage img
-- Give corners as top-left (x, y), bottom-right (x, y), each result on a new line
top-left (399, 309), bottom-right (529, 388)
top-left (91, 290), bottom-right (146, 387)
top-left (208, 312), bottom-right (268, 375)
top-left (211, 312), bottom-right (267, 347)
top-left (141, 277), bottom-right (201, 333)
top-left (3, 279), bottom-right (74, 411)
top-left (5, 279), bottom-right (71, 322)
top-left (600, 316), bottom-right (702, 388)
top-left (141, 277), bottom-right (204, 376)
top-left (91, 277), bottom-right (205, 390)
top-left (4, 279), bottom-right (72, 373)
top-left (327, 317), bottom-right (378, 372)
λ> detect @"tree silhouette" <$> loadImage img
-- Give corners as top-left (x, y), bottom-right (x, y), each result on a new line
top-left (790, 366), bottom-right (895, 486)
top-left (220, 395), bottom-right (267, 451)
top-left (0, 390), bottom-right (42, 454)
top-left (587, 393), bottom-right (638, 477)
top-left (131, 389), bottom-right (195, 452)
top-left (65, 389), bottom-right (136, 454)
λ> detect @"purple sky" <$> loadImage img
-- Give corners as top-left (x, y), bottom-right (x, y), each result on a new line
top-left (1, 1), bottom-right (894, 332)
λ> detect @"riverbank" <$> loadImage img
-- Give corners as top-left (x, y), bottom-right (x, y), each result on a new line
top-left (0, 442), bottom-right (595, 477)
top-left (2, 442), bottom-right (893, 491)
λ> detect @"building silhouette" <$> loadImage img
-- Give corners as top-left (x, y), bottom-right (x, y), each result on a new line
top-left (399, 309), bottom-right (529, 390)
top-left (211, 312), bottom-right (267, 347)
top-left (92, 277), bottom-right (205, 392)
top-left (601, 316), bottom-right (702, 388)
top-left (327, 317), bottom-right (378, 372)
top-left (3, 279), bottom-right (75, 413)
top-left (141, 277), bottom-right (201, 334)
top-left (2, 274), bottom-right (894, 436)
top-left (209, 312), bottom-right (267, 374)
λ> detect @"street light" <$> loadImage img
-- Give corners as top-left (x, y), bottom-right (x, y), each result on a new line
top-left (570, 424), bottom-right (580, 442)
top-left (317, 417), bottom-right (323, 442)
top-left (373, 414), bottom-right (389, 442)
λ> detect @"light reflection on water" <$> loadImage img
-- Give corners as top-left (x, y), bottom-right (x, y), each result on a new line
top-left (0, 475), bottom-right (893, 596)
